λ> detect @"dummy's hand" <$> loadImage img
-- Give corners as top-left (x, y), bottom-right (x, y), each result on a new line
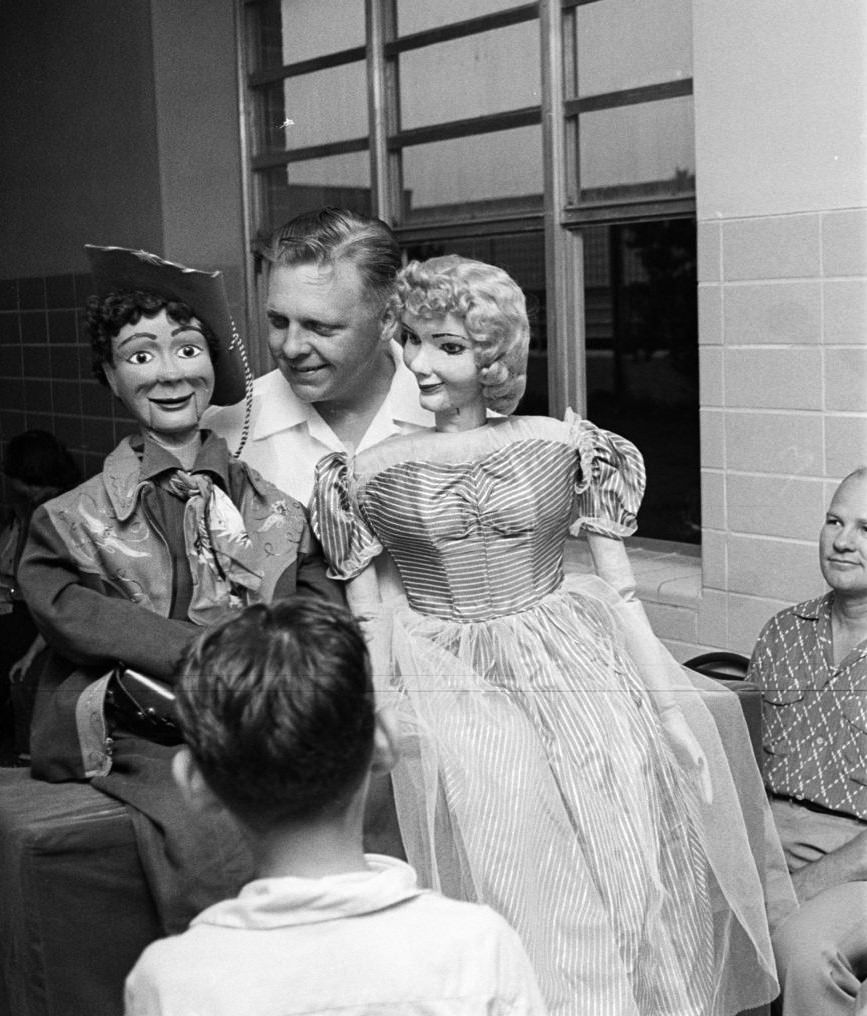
top-left (9, 635), bottom-right (45, 684)
top-left (659, 707), bottom-right (713, 804)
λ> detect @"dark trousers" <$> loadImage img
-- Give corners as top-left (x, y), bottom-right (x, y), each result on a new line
top-left (92, 731), bottom-right (254, 934)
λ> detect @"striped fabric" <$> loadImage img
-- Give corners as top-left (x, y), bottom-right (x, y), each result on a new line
top-left (311, 415), bottom-right (744, 1016)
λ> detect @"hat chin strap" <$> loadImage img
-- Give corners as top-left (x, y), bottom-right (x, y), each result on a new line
top-left (228, 318), bottom-right (253, 459)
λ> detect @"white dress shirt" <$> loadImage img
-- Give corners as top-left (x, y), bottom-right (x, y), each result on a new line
top-left (203, 343), bottom-right (432, 506)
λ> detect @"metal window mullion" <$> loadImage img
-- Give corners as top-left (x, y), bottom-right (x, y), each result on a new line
top-left (383, 0), bottom-right (403, 225)
top-left (366, 0), bottom-right (390, 220)
top-left (540, 0), bottom-right (584, 417)
top-left (236, 0), bottom-right (270, 373)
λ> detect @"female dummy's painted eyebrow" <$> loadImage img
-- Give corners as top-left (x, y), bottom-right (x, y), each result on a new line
top-left (432, 332), bottom-right (470, 341)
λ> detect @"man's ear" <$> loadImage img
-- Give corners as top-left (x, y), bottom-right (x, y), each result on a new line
top-left (378, 303), bottom-right (398, 346)
top-left (172, 746), bottom-right (223, 814)
top-left (370, 706), bottom-right (400, 775)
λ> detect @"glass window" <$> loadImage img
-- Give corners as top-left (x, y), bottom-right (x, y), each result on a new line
top-left (584, 219), bottom-right (700, 543)
top-left (401, 126), bottom-right (543, 222)
top-left (396, 0), bottom-right (516, 36)
top-left (260, 152), bottom-right (371, 233)
top-left (575, 0), bottom-right (692, 96)
top-left (254, 65), bottom-right (368, 155)
top-left (578, 97), bottom-right (695, 199)
top-left (398, 23), bottom-right (540, 130)
top-left (250, 0), bottom-right (364, 73)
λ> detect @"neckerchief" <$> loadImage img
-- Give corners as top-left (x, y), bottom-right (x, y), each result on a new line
top-left (164, 470), bottom-right (263, 624)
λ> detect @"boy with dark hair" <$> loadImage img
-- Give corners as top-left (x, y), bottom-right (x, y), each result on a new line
top-left (124, 597), bottom-right (546, 1016)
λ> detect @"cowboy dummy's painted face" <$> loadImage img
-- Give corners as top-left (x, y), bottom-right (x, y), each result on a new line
top-left (399, 311), bottom-right (485, 430)
top-left (103, 309), bottom-right (215, 447)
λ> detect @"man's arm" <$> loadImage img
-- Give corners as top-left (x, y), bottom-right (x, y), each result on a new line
top-left (791, 827), bottom-right (867, 903)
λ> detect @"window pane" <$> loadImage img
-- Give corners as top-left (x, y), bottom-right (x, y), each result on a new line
top-left (260, 152), bottom-right (371, 234)
top-left (578, 97), bottom-right (694, 199)
top-left (402, 126), bottom-right (543, 222)
top-left (403, 231), bottom-right (548, 416)
top-left (399, 23), bottom-right (540, 130)
top-left (575, 0), bottom-right (692, 96)
top-left (253, 0), bottom-right (364, 71)
top-left (584, 220), bottom-right (699, 543)
top-left (396, 0), bottom-right (520, 35)
top-left (255, 64), bottom-right (368, 155)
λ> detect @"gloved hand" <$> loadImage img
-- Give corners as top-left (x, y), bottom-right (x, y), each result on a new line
top-left (657, 702), bottom-right (713, 804)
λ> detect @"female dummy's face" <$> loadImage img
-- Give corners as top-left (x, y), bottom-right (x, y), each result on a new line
top-left (103, 308), bottom-right (215, 446)
top-left (399, 311), bottom-right (485, 427)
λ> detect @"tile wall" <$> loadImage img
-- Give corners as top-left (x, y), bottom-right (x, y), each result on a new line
top-left (697, 206), bottom-right (867, 653)
top-left (0, 272), bottom-right (137, 506)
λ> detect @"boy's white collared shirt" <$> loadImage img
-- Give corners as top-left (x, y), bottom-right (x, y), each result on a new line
top-left (124, 854), bottom-right (547, 1015)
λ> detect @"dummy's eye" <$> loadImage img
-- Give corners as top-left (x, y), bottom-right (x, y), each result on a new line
top-left (127, 350), bottom-right (154, 365)
top-left (178, 344), bottom-right (204, 359)
top-left (400, 328), bottom-right (420, 346)
top-left (441, 342), bottom-right (469, 355)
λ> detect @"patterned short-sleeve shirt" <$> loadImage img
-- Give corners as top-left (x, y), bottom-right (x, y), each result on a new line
top-left (748, 592), bottom-right (867, 820)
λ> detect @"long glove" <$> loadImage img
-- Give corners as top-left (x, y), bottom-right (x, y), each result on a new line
top-left (587, 533), bottom-right (713, 803)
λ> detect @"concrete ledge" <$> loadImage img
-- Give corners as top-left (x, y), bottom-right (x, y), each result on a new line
top-left (564, 536), bottom-right (702, 608)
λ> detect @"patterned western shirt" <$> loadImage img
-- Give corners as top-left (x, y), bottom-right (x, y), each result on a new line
top-left (748, 593), bottom-right (867, 820)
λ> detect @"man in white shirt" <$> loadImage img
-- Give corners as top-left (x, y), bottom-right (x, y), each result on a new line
top-left (204, 207), bottom-right (431, 505)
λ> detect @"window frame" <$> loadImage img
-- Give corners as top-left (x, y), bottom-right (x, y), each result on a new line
top-left (237, 0), bottom-right (697, 415)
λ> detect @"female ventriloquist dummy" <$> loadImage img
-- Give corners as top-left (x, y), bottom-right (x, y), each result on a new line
top-left (19, 245), bottom-right (342, 933)
top-left (312, 255), bottom-right (790, 1016)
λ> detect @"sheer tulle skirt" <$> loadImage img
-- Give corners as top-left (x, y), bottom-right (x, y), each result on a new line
top-left (372, 577), bottom-right (781, 1016)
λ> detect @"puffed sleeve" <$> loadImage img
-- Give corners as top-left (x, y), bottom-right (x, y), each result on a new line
top-left (567, 409), bottom-right (646, 539)
top-left (310, 452), bottom-right (383, 580)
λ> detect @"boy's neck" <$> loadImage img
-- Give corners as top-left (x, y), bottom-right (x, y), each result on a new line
top-left (251, 801), bottom-right (370, 881)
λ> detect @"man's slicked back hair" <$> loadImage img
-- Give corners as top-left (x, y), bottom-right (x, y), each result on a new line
top-left (262, 206), bottom-right (401, 312)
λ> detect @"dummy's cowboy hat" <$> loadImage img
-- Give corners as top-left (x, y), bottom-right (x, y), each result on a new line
top-left (84, 244), bottom-right (247, 406)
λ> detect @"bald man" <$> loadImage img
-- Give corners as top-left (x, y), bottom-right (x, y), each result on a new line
top-left (749, 467), bottom-right (867, 1016)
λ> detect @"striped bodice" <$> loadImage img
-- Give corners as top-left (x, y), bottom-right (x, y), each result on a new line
top-left (312, 414), bottom-right (645, 624)
top-left (358, 439), bottom-right (574, 622)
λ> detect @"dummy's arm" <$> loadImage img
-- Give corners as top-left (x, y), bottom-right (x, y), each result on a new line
top-left (587, 531), bottom-right (712, 802)
top-left (345, 563), bottom-right (394, 688)
top-left (587, 533), bottom-right (679, 705)
top-left (345, 562), bottom-right (382, 618)
top-left (19, 504), bottom-right (197, 682)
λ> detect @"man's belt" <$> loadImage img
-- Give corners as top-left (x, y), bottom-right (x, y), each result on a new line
top-left (772, 792), bottom-right (866, 824)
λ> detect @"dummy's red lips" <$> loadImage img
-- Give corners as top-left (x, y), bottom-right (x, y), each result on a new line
top-left (418, 382), bottom-right (443, 392)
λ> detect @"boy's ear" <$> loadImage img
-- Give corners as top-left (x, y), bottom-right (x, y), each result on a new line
top-left (172, 746), bottom-right (223, 814)
top-left (370, 706), bottom-right (400, 775)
